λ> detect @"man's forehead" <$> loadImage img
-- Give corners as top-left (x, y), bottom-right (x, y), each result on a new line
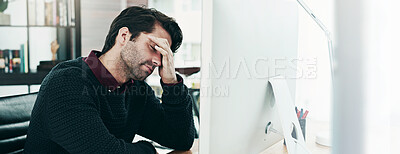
top-left (147, 24), bottom-right (172, 46)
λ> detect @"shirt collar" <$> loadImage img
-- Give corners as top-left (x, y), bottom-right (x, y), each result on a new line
top-left (84, 50), bottom-right (134, 92)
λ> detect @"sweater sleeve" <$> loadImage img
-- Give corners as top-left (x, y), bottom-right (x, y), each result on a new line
top-left (43, 70), bottom-right (156, 154)
top-left (137, 74), bottom-right (195, 151)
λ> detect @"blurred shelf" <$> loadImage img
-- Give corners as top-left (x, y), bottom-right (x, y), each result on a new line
top-left (0, 0), bottom-right (81, 85)
top-left (0, 25), bottom-right (28, 27)
top-left (0, 72), bottom-right (49, 85)
top-left (0, 25), bottom-right (76, 28)
top-left (29, 25), bottom-right (76, 28)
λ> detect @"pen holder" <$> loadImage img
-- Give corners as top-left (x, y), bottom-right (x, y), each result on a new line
top-left (284, 118), bottom-right (306, 145)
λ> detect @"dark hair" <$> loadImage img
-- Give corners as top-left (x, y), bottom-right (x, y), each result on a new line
top-left (101, 6), bottom-right (183, 54)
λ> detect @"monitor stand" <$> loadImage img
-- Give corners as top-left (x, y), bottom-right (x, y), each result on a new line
top-left (268, 76), bottom-right (310, 154)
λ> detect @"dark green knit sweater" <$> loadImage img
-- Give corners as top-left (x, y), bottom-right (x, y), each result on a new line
top-left (24, 58), bottom-right (195, 153)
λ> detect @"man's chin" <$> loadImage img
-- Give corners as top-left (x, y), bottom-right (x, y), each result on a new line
top-left (132, 72), bottom-right (150, 81)
top-left (138, 76), bottom-right (148, 81)
top-left (131, 76), bottom-right (146, 81)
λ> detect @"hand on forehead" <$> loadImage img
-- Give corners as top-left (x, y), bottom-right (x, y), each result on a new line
top-left (146, 34), bottom-right (172, 48)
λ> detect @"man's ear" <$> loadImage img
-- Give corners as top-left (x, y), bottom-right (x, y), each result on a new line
top-left (116, 27), bottom-right (132, 46)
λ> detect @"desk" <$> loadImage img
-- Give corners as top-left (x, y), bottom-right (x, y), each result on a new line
top-left (260, 118), bottom-right (331, 154)
top-left (157, 140), bottom-right (198, 154)
top-left (162, 118), bottom-right (330, 154)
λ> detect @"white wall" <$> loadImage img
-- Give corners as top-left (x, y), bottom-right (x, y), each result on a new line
top-left (333, 0), bottom-right (400, 153)
top-left (295, 0), bottom-right (334, 122)
top-left (361, 0), bottom-right (399, 153)
top-left (80, 0), bottom-right (149, 56)
top-left (80, 0), bottom-right (124, 56)
top-left (148, 0), bottom-right (202, 67)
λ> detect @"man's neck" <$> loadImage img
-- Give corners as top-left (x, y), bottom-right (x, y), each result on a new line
top-left (98, 49), bottom-right (130, 84)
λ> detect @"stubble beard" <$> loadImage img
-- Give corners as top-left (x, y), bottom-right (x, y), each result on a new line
top-left (120, 42), bottom-right (150, 81)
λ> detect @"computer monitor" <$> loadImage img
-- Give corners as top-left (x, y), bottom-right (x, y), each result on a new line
top-left (200, 0), bottom-right (299, 153)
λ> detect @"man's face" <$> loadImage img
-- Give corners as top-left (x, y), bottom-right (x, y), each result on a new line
top-left (120, 24), bottom-right (172, 80)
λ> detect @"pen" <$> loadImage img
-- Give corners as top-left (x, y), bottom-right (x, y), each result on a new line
top-left (302, 110), bottom-right (309, 119)
top-left (300, 108), bottom-right (303, 118)
top-left (297, 110), bottom-right (301, 119)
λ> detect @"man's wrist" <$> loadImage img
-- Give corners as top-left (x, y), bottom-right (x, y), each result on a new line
top-left (161, 74), bottom-right (183, 86)
top-left (137, 140), bottom-right (157, 154)
top-left (162, 76), bottom-right (178, 84)
top-left (161, 74), bottom-right (187, 103)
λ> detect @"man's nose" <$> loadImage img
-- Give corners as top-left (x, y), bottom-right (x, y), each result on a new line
top-left (152, 53), bottom-right (162, 67)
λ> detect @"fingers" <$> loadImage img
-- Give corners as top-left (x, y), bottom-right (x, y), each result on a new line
top-left (148, 35), bottom-right (173, 55)
top-left (148, 35), bottom-right (177, 83)
top-left (148, 35), bottom-right (170, 47)
top-left (155, 45), bottom-right (173, 60)
top-left (149, 35), bottom-right (173, 61)
top-left (156, 45), bottom-right (174, 72)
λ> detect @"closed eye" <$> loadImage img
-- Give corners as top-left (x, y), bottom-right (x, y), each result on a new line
top-left (150, 45), bottom-right (156, 51)
top-left (150, 45), bottom-right (157, 52)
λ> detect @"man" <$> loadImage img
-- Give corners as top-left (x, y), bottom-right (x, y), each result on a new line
top-left (24, 6), bottom-right (195, 153)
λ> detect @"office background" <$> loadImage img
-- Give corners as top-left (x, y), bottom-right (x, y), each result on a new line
top-left (0, 0), bottom-right (399, 153)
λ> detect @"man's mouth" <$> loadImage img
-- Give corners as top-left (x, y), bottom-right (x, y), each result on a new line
top-left (144, 65), bottom-right (153, 74)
